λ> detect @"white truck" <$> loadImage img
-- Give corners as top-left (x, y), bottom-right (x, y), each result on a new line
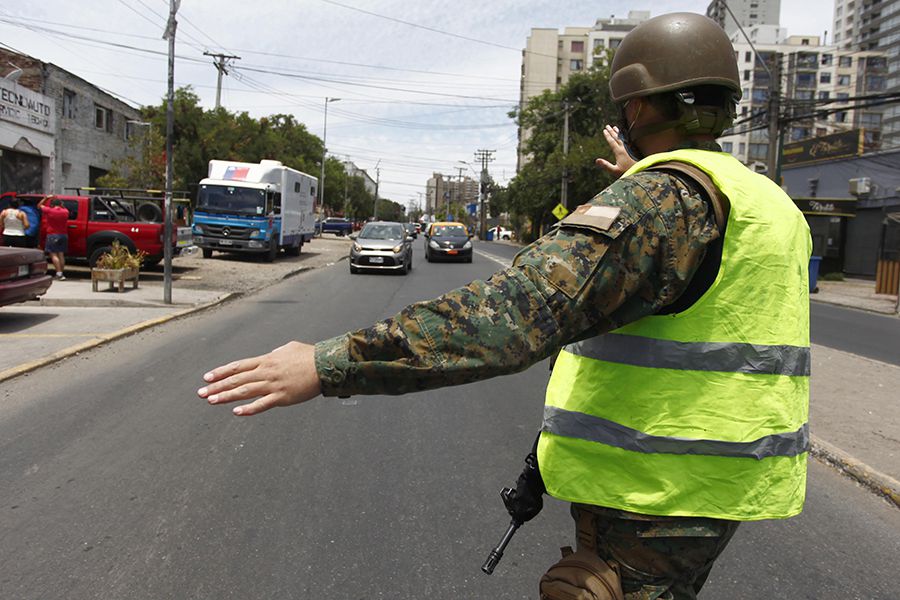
top-left (193, 159), bottom-right (318, 261)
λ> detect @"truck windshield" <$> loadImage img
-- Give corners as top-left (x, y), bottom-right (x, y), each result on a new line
top-left (198, 185), bottom-right (267, 216)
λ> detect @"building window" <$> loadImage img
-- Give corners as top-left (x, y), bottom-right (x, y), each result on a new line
top-left (738, 142), bottom-right (746, 155)
top-left (571, 40), bottom-right (584, 53)
top-left (791, 127), bottom-right (811, 141)
top-left (821, 53), bottom-right (833, 66)
top-left (866, 75), bottom-right (885, 91)
top-left (570, 59), bottom-right (583, 71)
top-left (748, 143), bottom-right (768, 160)
top-left (744, 70), bottom-right (750, 81)
top-left (819, 91), bottom-right (830, 100)
top-left (745, 51), bottom-right (752, 62)
top-left (796, 72), bottom-right (816, 88)
top-left (63, 89), bottom-right (76, 119)
top-left (837, 92), bottom-right (850, 101)
top-left (593, 39), bottom-right (605, 49)
top-left (861, 112), bottom-right (882, 128)
top-left (722, 141), bottom-right (733, 153)
top-left (95, 106), bottom-right (106, 129)
top-left (837, 74), bottom-right (851, 86)
top-left (820, 72), bottom-right (832, 84)
top-left (835, 111), bottom-right (848, 122)
top-left (609, 39), bottom-right (622, 49)
top-left (839, 55), bottom-right (852, 67)
top-left (795, 90), bottom-right (814, 100)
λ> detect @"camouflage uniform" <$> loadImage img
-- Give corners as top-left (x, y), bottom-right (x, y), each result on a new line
top-left (315, 141), bottom-right (737, 598)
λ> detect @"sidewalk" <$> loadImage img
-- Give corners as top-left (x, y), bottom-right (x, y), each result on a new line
top-left (2, 241), bottom-right (898, 508)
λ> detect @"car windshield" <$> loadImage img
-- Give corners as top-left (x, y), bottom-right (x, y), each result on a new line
top-left (431, 225), bottom-right (467, 237)
top-left (360, 224), bottom-right (404, 240)
top-left (197, 185), bottom-right (266, 215)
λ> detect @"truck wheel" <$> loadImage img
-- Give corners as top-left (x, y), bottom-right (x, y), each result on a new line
top-left (88, 245), bottom-right (113, 268)
top-left (202, 248), bottom-right (213, 259)
top-left (287, 241), bottom-right (301, 256)
top-left (337, 230), bottom-right (345, 237)
top-left (266, 242), bottom-right (278, 262)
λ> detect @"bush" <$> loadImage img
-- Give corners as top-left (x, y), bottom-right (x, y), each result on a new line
top-left (821, 272), bottom-right (845, 282)
top-left (95, 241), bottom-right (146, 270)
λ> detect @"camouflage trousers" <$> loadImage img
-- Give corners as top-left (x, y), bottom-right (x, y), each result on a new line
top-left (571, 504), bottom-right (740, 600)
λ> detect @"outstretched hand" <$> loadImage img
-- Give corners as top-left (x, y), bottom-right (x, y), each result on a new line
top-left (198, 341), bottom-right (322, 416)
top-left (595, 124), bottom-right (636, 178)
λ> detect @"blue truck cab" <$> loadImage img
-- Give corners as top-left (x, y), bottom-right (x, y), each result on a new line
top-left (193, 159), bottom-right (318, 261)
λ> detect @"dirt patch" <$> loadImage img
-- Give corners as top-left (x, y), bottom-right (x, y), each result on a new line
top-left (140, 235), bottom-right (352, 294)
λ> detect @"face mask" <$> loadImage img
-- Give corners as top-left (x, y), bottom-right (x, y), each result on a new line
top-left (617, 102), bottom-right (644, 161)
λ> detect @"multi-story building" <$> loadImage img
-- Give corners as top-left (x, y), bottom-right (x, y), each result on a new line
top-left (719, 28), bottom-right (887, 170)
top-left (425, 172), bottom-right (478, 219)
top-left (832, 0), bottom-right (900, 149)
top-left (341, 160), bottom-right (376, 197)
top-left (0, 48), bottom-right (141, 195)
top-left (706, 0), bottom-right (781, 37)
top-left (518, 11), bottom-right (649, 168)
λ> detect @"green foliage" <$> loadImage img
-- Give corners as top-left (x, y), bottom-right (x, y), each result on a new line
top-left (503, 51), bottom-right (621, 237)
top-left (100, 88), bottom-right (380, 219)
top-left (821, 272), bottom-right (845, 281)
top-left (95, 241), bottom-right (146, 270)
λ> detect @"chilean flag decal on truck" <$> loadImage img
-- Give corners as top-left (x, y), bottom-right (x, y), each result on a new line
top-left (223, 166), bottom-right (250, 181)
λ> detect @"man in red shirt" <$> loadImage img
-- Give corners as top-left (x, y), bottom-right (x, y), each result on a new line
top-left (38, 195), bottom-right (69, 280)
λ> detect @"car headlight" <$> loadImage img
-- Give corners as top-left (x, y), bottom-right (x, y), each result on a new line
top-left (429, 240), bottom-right (440, 249)
top-left (392, 244), bottom-right (404, 253)
top-left (463, 240), bottom-right (472, 249)
top-left (352, 243), bottom-right (362, 252)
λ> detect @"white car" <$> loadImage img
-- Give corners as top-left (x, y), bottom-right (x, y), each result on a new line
top-left (492, 226), bottom-right (513, 241)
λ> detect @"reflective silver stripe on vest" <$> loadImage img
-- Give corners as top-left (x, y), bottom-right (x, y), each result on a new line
top-left (542, 405), bottom-right (810, 459)
top-left (565, 333), bottom-right (810, 376)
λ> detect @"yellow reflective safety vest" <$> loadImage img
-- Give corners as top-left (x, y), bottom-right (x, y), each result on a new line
top-left (538, 149), bottom-right (812, 521)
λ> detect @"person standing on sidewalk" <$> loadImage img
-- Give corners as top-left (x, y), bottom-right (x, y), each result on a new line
top-left (1, 198), bottom-right (30, 247)
top-left (199, 13), bottom-right (812, 598)
top-left (38, 195), bottom-right (69, 280)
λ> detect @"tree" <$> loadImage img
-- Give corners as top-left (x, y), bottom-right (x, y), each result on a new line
top-left (505, 50), bottom-right (621, 239)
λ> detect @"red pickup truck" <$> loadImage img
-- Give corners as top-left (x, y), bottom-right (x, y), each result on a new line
top-left (11, 192), bottom-right (178, 268)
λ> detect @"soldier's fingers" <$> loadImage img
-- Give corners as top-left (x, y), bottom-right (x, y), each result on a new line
top-left (202, 355), bottom-right (265, 385)
top-left (205, 380), bottom-right (271, 405)
top-left (200, 368), bottom-right (263, 399)
top-left (231, 394), bottom-right (280, 417)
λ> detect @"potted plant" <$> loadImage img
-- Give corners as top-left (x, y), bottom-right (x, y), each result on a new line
top-left (91, 241), bottom-right (146, 292)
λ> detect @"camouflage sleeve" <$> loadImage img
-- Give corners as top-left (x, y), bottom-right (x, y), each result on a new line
top-left (315, 171), bottom-right (720, 397)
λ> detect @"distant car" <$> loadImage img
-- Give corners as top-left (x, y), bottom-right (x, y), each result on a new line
top-left (0, 246), bottom-right (53, 308)
top-left (349, 221), bottom-right (413, 274)
top-left (320, 217), bottom-right (353, 236)
top-left (424, 221), bottom-right (472, 263)
top-left (403, 223), bottom-right (418, 239)
top-left (492, 226), bottom-right (513, 241)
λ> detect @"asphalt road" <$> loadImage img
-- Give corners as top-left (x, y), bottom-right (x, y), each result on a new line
top-left (2, 241), bottom-right (898, 598)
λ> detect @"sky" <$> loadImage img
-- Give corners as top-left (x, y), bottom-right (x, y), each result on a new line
top-left (0, 1), bottom-right (833, 210)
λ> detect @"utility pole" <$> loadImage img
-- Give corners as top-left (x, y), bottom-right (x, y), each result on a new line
top-left (162, 0), bottom-right (179, 305)
top-left (455, 165), bottom-right (466, 221)
top-left (473, 149), bottom-right (495, 239)
top-left (203, 51), bottom-right (240, 110)
top-left (766, 53), bottom-right (782, 183)
top-left (318, 97), bottom-right (340, 212)
top-left (561, 100), bottom-right (571, 209)
top-left (373, 161), bottom-right (381, 220)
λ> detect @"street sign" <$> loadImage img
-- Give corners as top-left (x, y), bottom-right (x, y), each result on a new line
top-left (552, 203), bottom-right (569, 221)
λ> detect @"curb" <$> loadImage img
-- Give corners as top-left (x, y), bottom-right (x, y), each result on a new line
top-left (0, 292), bottom-right (238, 385)
top-left (810, 435), bottom-right (900, 509)
top-left (810, 297), bottom-right (899, 317)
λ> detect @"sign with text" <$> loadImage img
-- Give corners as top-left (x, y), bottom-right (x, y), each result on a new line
top-left (782, 130), bottom-right (863, 166)
top-left (792, 197), bottom-right (857, 218)
top-left (0, 80), bottom-right (56, 134)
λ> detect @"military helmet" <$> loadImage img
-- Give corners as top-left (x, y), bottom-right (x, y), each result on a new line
top-left (609, 12), bottom-right (741, 104)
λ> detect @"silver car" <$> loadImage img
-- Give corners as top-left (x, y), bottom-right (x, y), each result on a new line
top-left (349, 221), bottom-right (413, 274)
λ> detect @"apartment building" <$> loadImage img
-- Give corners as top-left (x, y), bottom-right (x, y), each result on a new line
top-left (706, 0), bottom-right (781, 37)
top-left (518, 11), bottom-right (649, 168)
top-left (425, 172), bottom-right (478, 219)
top-left (341, 160), bottom-right (376, 197)
top-left (0, 48), bottom-right (141, 195)
top-left (719, 27), bottom-right (887, 170)
top-left (832, 0), bottom-right (900, 148)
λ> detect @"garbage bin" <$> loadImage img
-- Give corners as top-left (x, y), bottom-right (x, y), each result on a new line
top-left (485, 229), bottom-right (494, 241)
top-left (808, 256), bottom-right (822, 293)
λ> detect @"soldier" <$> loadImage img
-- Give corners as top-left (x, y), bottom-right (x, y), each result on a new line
top-left (198, 13), bottom-right (811, 599)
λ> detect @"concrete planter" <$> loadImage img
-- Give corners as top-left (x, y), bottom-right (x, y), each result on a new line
top-left (91, 267), bottom-right (140, 293)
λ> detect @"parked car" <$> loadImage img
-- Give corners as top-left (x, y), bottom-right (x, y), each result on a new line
top-left (13, 191), bottom-right (181, 268)
top-left (491, 226), bottom-right (513, 241)
top-left (349, 221), bottom-right (413, 274)
top-left (424, 221), bottom-right (472, 263)
top-left (0, 246), bottom-right (52, 308)
top-left (320, 217), bottom-right (353, 236)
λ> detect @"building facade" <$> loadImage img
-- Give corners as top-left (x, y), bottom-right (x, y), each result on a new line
top-left (341, 160), bottom-right (376, 197)
top-left (832, 0), bottom-right (900, 149)
top-left (518, 11), bottom-right (648, 168)
top-left (425, 172), bottom-right (478, 220)
top-left (706, 0), bottom-right (781, 37)
top-left (719, 28), bottom-right (887, 170)
top-left (0, 49), bottom-right (141, 196)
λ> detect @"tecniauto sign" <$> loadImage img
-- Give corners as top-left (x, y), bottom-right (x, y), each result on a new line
top-left (0, 80), bottom-right (56, 134)
top-left (782, 130), bottom-right (863, 166)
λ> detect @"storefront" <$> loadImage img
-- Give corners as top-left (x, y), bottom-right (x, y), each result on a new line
top-left (0, 78), bottom-right (55, 194)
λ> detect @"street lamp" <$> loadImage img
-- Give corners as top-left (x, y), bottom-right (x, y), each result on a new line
top-left (318, 97), bottom-right (340, 211)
